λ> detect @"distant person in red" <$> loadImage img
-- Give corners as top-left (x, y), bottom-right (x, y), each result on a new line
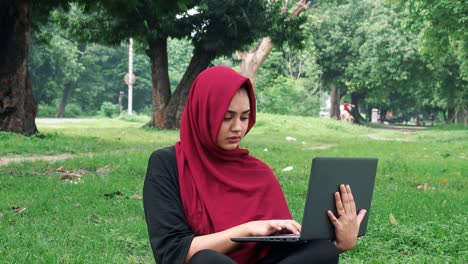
top-left (343, 101), bottom-right (351, 114)
top-left (340, 101), bottom-right (354, 124)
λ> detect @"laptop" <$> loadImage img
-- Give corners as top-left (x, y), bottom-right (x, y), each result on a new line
top-left (231, 157), bottom-right (378, 243)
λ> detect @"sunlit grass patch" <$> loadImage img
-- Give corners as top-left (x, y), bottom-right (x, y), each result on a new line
top-left (1, 115), bottom-right (467, 263)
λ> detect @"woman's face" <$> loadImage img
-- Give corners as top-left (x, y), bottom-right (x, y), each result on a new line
top-left (216, 88), bottom-right (250, 151)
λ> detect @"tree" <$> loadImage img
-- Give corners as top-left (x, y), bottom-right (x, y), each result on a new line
top-left (237, 0), bottom-right (309, 83)
top-left (29, 18), bottom-right (86, 118)
top-left (310, 0), bottom-right (428, 123)
top-left (64, 0), bottom-right (286, 128)
top-left (309, 0), bottom-right (363, 119)
top-left (0, 0), bottom-right (68, 135)
top-left (403, 0), bottom-right (468, 124)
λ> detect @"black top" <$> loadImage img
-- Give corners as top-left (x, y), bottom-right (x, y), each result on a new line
top-left (143, 146), bottom-right (195, 264)
top-left (143, 147), bottom-right (341, 264)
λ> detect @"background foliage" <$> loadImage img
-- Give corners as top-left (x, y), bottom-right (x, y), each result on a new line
top-left (28, 0), bottom-right (467, 122)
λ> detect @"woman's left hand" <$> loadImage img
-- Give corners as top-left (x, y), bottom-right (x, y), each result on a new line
top-left (327, 184), bottom-right (367, 253)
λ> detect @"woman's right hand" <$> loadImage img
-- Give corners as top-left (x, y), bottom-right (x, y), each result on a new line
top-left (244, 219), bottom-right (302, 236)
top-left (186, 219), bottom-right (301, 262)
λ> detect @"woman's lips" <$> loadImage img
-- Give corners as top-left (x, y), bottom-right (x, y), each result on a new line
top-left (227, 137), bottom-right (240, 143)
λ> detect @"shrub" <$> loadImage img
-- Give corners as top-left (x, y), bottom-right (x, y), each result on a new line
top-left (140, 105), bottom-right (153, 117)
top-left (100, 101), bottom-right (119, 117)
top-left (63, 103), bottom-right (83, 118)
top-left (37, 104), bottom-right (57, 117)
top-left (258, 75), bottom-right (320, 117)
top-left (118, 112), bottom-right (151, 123)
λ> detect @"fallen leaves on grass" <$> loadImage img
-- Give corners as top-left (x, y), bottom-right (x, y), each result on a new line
top-left (417, 182), bottom-right (435, 190)
top-left (104, 191), bottom-right (125, 198)
top-left (96, 164), bottom-right (111, 176)
top-left (440, 152), bottom-right (451, 158)
top-left (440, 178), bottom-right (447, 184)
top-left (12, 207), bottom-right (26, 214)
top-left (389, 213), bottom-right (399, 226)
top-left (400, 250), bottom-right (412, 255)
top-left (60, 169), bottom-right (87, 184)
top-left (89, 214), bottom-right (101, 223)
top-left (104, 191), bottom-right (143, 200)
top-left (130, 194), bottom-right (142, 200)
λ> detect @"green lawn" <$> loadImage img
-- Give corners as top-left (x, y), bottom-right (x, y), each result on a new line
top-left (1, 115), bottom-right (467, 263)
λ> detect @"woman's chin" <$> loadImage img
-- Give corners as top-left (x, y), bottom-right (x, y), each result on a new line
top-left (220, 143), bottom-right (239, 151)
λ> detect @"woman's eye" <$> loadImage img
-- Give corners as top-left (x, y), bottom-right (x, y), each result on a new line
top-left (241, 116), bottom-right (249, 121)
top-left (223, 117), bottom-right (232, 121)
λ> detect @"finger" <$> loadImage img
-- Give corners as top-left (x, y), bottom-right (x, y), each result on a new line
top-left (287, 220), bottom-right (302, 232)
top-left (340, 184), bottom-right (351, 213)
top-left (335, 191), bottom-right (345, 216)
top-left (282, 221), bottom-right (300, 234)
top-left (327, 210), bottom-right (340, 227)
top-left (346, 185), bottom-right (357, 215)
top-left (356, 209), bottom-right (367, 225)
top-left (268, 222), bottom-right (283, 233)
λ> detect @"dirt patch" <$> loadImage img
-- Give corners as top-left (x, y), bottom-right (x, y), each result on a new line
top-left (376, 125), bottom-right (427, 132)
top-left (0, 147), bottom-right (144, 167)
top-left (0, 154), bottom-right (76, 166)
top-left (367, 134), bottom-right (415, 142)
top-left (304, 144), bottom-right (336, 150)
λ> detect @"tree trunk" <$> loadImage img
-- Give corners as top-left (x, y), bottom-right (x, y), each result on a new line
top-left (164, 46), bottom-right (216, 129)
top-left (350, 92), bottom-right (366, 124)
top-left (56, 82), bottom-right (72, 118)
top-left (55, 43), bottom-right (86, 118)
top-left (329, 83), bottom-right (340, 119)
top-left (454, 104), bottom-right (467, 125)
top-left (379, 107), bottom-right (387, 122)
top-left (146, 37), bottom-right (171, 128)
top-left (237, 0), bottom-right (309, 83)
top-left (0, 0), bottom-right (37, 135)
top-left (237, 37), bottom-right (274, 83)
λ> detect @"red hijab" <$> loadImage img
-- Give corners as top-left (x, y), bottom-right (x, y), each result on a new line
top-left (175, 66), bottom-right (292, 263)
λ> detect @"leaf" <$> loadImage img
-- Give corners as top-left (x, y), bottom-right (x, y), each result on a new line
top-left (417, 182), bottom-right (435, 190)
top-left (282, 166), bottom-right (294, 172)
top-left (440, 178), bottom-right (447, 184)
top-left (104, 191), bottom-right (124, 198)
top-left (389, 213), bottom-right (399, 226)
top-left (89, 214), bottom-right (101, 223)
top-left (130, 194), bottom-right (142, 200)
top-left (60, 173), bottom-right (81, 181)
top-left (96, 165), bottom-right (111, 176)
top-left (56, 166), bottom-right (65, 172)
top-left (441, 152), bottom-right (450, 158)
top-left (400, 250), bottom-right (411, 255)
top-left (12, 207), bottom-right (27, 214)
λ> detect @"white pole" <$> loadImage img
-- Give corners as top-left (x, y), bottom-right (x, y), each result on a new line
top-left (128, 38), bottom-right (133, 115)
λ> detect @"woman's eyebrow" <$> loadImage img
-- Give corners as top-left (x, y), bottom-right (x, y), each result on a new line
top-left (226, 109), bottom-right (250, 114)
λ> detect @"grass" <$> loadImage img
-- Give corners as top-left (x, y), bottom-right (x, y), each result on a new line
top-left (1, 114), bottom-right (467, 263)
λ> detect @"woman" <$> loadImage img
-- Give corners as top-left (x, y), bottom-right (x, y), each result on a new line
top-left (143, 66), bottom-right (366, 264)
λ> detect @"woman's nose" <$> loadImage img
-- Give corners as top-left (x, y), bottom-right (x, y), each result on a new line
top-left (231, 118), bottom-right (242, 131)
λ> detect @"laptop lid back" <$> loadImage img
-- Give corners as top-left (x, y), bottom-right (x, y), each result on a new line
top-left (300, 157), bottom-right (378, 240)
